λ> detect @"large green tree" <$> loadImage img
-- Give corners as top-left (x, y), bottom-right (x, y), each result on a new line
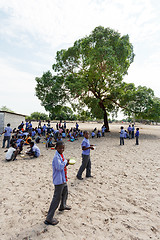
top-left (36, 26), bottom-right (135, 131)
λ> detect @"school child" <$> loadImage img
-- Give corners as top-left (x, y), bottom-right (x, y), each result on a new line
top-left (135, 128), bottom-right (139, 145)
top-left (25, 121), bottom-right (29, 131)
top-left (78, 130), bottom-right (83, 137)
top-left (131, 124), bottom-right (135, 139)
top-left (2, 123), bottom-right (12, 148)
top-left (6, 143), bottom-right (18, 161)
top-left (62, 130), bottom-right (66, 138)
top-left (76, 122), bottom-right (79, 131)
top-left (26, 142), bottom-right (40, 158)
top-left (25, 134), bottom-right (32, 145)
top-left (42, 124), bottom-right (47, 136)
top-left (120, 126), bottom-right (125, 145)
top-left (35, 134), bottom-right (41, 143)
top-left (31, 129), bottom-right (36, 140)
top-left (91, 131), bottom-right (95, 138)
top-left (17, 140), bottom-right (24, 154)
top-left (10, 135), bottom-right (17, 145)
top-left (44, 141), bottom-right (71, 226)
top-left (101, 125), bottom-right (106, 136)
top-left (57, 134), bottom-right (62, 142)
top-left (16, 135), bottom-right (23, 145)
top-left (28, 121), bottom-right (32, 134)
top-left (46, 137), bottom-right (55, 148)
top-left (76, 131), bottom-right (94, 180)
top-left (127, 125), bottom-right (132, 139)
top-left (37, 127), bottom-right (41, 135)
top-left (124, 130), bottom-right (129, 139)
top-left (97, 130), bottom-right (101, 138)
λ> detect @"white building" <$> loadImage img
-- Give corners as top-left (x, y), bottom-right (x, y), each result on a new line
top-left (0, 111), bottom-right (26, 133)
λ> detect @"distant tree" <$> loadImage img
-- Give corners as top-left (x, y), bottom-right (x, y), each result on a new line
top-left (50, 106), bottom-right (77, 120)
top-left (0, 106), bottom-right (14, 113)
top-left (27, 112), bottom-right (49, 121)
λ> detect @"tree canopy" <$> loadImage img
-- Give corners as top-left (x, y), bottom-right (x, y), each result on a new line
top-left (35, 26), bottom-right (159, 129)
top-left (0, 106), bottom-right (14, 113)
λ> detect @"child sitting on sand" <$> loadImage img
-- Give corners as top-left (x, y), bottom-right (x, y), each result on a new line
top-left (26, 142), bottom-right (40, 158)
top-left (44, 141), bottom-right (71, 226)
top-left (6, 143), bottom-right (19, 161)
top-left (91, 130), bottom-right (95, 138)
top-left (46, 137), bottom-right (55, 148)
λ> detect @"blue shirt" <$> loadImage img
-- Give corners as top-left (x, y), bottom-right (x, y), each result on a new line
top-left (128, 126), bottom-right (132, 132)
top-left (91, 132), bottom-right (95, 137)
top-left (120, 129), bottom-right (125, 138)
top-left (52, 151), bottom-right (67, 185)
top-left (4, 127), bottom-right (12, 137)
top-left (37, 128), bottom-right (41, 134)
top-left (82, 138), bottom-right (90, 155)
top-left (135, 130), bottom-right (139, 137)
top-left (32, 144), bottom-right (40, 157)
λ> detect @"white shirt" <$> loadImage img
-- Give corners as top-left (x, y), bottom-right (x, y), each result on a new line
top-left (6, 147), bottom-right (16, 160)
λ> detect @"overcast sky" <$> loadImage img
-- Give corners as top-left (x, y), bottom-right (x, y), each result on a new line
top-left (0, 0), bottom-right (160, 117)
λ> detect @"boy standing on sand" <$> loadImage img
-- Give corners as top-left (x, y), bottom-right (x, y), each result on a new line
top-left (76, 131), bottom-right (94, 180)
top-left (2, 123), bottom-right (12, 148)
top-left (120, 126), bottom-right (125, 145)
top-left (44, 141), bottom-right (71, 226)
top-left (135, 128), bottom-right (139, 145)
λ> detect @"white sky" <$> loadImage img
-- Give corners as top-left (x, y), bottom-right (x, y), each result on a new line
top-left (0, 0), bottom-right (160, 117)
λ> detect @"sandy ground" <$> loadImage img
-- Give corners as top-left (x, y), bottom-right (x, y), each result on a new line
top-left (0, 122), bottom-right (160, 240)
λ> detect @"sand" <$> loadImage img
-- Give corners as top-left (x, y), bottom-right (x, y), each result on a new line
top-left (0, 122), bottom-right (160, 240)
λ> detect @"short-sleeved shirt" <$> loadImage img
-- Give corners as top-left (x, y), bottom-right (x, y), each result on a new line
top-left (4, 127), bottom-right (12, 137)
top-left (6, 147), bottom-right (16, 160)
top-left (120, 129), bottom-right (125, 138)
top-left (82, 138), bottom-right (90, 155)
top-left (32, 145), bottom-right (40, 157)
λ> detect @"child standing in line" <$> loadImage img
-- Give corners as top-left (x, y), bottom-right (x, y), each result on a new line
top-left (131, 124), bottom-right (135, 139)
top-left (135, 128), bottom-right (139, 145)
top-left (76, 131), bottom-right (94, 180)
top-left (120, 126), bottom-right (125, 145)
top-left (44, 141), bottom-right (71, 226)
top-left (127, 125), bottom-right (132, 139)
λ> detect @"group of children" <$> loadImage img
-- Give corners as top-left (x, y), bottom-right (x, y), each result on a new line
top-left (1, 120), bottom-right (141, 226)
top-left (44, 130), bottom-right (94, 226)
top-left (120, 124), bottom-right (140, 145)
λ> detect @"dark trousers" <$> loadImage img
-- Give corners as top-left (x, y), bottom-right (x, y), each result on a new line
top-left (132, 131), bottom-right (134, 138)
top-left (46, 183), bottom-right (68, 221)
top-left (129, 131), bottom-right (131, 139)
top-left (77, 154), bottom-right (91, 178)
top-left (3, 136), bottom-right (10, 148)
top-left (120, 137), bottom-right (124, 145)
top-left (136, 136), bottom-right (139, 145)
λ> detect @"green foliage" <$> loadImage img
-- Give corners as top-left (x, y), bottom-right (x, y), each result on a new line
top-left (49, 106), bottom-right (77, 120)
top-left (35, 26), bottom-right (135, 130)
top-left (26, 112), bottom-right (49, 121)
top-left (0, 106), bottom-right (14, 113)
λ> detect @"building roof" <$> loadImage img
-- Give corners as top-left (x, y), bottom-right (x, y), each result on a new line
top-left (0, 111), bottom-right (26, 117)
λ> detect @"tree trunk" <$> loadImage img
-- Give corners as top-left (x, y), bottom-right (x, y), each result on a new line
top-left (99, 101), bottom-right (110, 132)
top-left (104, 109), bottom-right (109, 132)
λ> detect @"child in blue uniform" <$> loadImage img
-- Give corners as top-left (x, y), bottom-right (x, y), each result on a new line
top-left (44, 141), bottom-right (71, 226)
top-left (120, 126), bottom-right (125, 145)
top-left (76, 131), bottom-right (94, 180)
top-left (135, 128), bottom-right (139, 145)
